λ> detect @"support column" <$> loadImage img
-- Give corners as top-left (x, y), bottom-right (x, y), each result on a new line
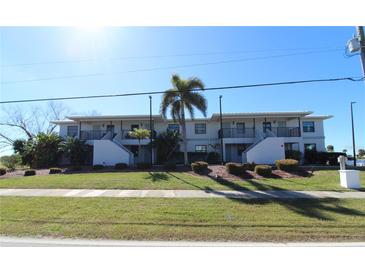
top-left (78, 121), bottom-right (81, 139)
top-left (298, 117), bottom-right (301, 137)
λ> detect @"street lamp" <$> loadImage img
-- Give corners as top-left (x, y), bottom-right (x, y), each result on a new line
top-left (149, 96), bottom-right (153, 166)
top-left (219, 95), bottom-right (224, 165)
top-left (350, 101), bottom-right (357, 166)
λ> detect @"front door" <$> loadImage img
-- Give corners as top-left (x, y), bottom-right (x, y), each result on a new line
top-left (263, 122), bottom-right (272, 132)
top-left (106, 125), bottom-right (115, 134)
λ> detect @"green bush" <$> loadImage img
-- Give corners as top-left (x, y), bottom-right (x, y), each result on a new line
top-left (49, 167), bottom-right (62, 174)
top-left (136, 162), bottom-right (151, 169)
top-left (191, 161), bottom-right (208, 173)
top-left (285, 150), bottom-right (302, 161)
top-left (93, 165), bottom-right (104, 170)
top-left (0, 154), bottom-right (22, 170)
top-left (206, 152), bottom-right (221, 164)
top-left (242, 162), bottom-right (256, 171)
top-left (164, 162), bottom-right (177, 171)
top-left (0, 168), bottom-right (6, 176)
top-left (115, 163), bottom-right (128, 170)
top-left (254, 165), bottom-right (272, 177)
top-left (225, 162), bottom-right (245, 175)
top-left (24, 169), bottom-right (36, 176)
top-left (275, 159), bottom-right (299, 172)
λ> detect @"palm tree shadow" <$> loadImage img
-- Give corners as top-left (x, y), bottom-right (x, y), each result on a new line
top-left (145, 172), bottom-right (169, 182)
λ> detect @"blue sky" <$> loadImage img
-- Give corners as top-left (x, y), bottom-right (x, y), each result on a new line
top-left (1, 27), bottom-right (364, 154)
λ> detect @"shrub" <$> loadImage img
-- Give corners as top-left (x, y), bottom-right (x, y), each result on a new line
top-left (49, 167), bottom-right (62, 174)
top-left (276, 159), bottom-right (299, 172)
top-left (164, 162), bottom-right (177, 171)
top-left (24, 169), bottom-right (36, 176)
top-left (225, 162), bottom-right (244, 175)
top-left (0, 168), bottom-right (6, 176)
top-left (93, 164), bottom-right (104, 170)
top-left (304, 151), bottom-right (345, 165)
top-left (254, 165), bottom-right (272, 177)
top-left (0, 154), bottom-right (22, 170)
top-left (115, 163), bottom-right (128, 170)
top-left (285, 150), bottom-right (302, 161)
top-left (242, 162), bottom-right (256, 171)
top-left (136, 162), bottom-right (151, 169)
top-left (206, 152), bottom-right (221, 164)
top-left (70, 166), bottom-right (82, 171)
top-left (191, 161), bottom-right (208, 173)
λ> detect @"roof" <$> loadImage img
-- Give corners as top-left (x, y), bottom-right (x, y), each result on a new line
top-left (51, 111), bottom-right (332, 124)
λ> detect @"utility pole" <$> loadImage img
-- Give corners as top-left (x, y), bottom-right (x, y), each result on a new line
top-left (219, 95), bottom-right (224, 165)
top-left (356, 26), bottom-right (365, 78)
top-left (149, 96), bottom-right (153, 166)
top-left (350, 101), bottom-right (357, 167)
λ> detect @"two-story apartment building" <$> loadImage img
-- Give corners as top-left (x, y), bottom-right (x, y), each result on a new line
top-left (52, 111), bottom-right (332, 166)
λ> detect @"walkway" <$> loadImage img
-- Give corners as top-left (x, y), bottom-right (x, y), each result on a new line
top-left (1, 236), bottom-right (364, 247)
top-left (0, 189), bottom-right (364, 199)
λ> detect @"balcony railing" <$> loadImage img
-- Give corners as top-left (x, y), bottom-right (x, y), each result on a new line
top-left (80, 129), bottom-right (157, 140)
top-left (268, 127), bottom-right (300, 137)
top-left (218, 128), bottom-right (255, 138)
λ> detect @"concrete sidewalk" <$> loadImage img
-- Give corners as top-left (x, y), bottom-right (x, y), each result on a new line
top-left (1, 236), bottom-right (365, 247)
top-left (0, 188), bottom-right (364, 199)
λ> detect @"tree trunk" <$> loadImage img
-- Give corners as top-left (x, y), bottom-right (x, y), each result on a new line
top-left (180, 104), bottom-right (188, 166)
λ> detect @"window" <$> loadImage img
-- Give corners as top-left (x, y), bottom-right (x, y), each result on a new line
top-left (285, 142), bottom-right (299, 151)
top-left (195, 145), bottom-right (207, 153)
top-left (303, 121), bottom-right (315, 132)
top-left (195, 123), bottom-right (206, 134)
top-left (304, 143), bottom-right (317, 151)
top-left (277, 121), bottom-right (287, 127)
top-left (67, 126), bottom-right (78, 137)
top-left (167, 124), bottom-right (179, 132)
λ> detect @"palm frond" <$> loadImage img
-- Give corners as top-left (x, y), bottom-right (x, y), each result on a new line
top-left (183, 91), bottom-right (207, 117)
top-left (160, 89), bottom-right (178, 118)
top-left (170, 100), bottom-right (181, 122)
top-left (186, 77), bottom-right (205, 91)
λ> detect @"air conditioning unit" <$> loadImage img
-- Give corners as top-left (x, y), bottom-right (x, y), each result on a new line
top-left (348, 38), bottom-right (360, 53)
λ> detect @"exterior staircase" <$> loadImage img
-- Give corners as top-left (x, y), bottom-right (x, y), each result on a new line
top-left (113, 132), bottom-right (135, 166)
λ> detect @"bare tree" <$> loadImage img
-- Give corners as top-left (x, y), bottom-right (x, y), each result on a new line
top-left (0, 102), bottom-right (70, 151)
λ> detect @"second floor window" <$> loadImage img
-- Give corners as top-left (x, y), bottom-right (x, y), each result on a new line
top-left (167, 124), bottom-right (179, 132)
top-left (195, 123), bottom-right (206, 134)
top-left (303, 121), bottom-right (315, 132)
top-left (195, 145), bottom-right (207, 153)
top-left (67, 126), bottom-right (78, 137)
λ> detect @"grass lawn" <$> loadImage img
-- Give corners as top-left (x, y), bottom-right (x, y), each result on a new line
top-left (0, 170), bottom-right (364, 191)
top-left (1, 197), bottom-right (364, 241)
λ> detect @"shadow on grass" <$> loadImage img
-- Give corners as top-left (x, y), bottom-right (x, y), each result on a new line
top-left (144, 172), bottom-right (169, 182)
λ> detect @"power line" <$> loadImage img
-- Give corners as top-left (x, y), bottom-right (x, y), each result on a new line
top-left (1, 76), bottom-right (363, 104)
top-left (1, 46), bottom-right (342, 68)
top-left (1, 49), bottom-right (343, 84)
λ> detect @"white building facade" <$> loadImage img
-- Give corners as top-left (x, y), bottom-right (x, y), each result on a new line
top-left (52, 111), bottom-right (332, 166)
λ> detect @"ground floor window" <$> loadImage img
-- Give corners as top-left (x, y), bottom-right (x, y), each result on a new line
top-left (285, 142), bottom-right (299, 151)
top-left (195, 145), bottom-right (207, 153)
top-left (304, 143), bottom-right (317, 151)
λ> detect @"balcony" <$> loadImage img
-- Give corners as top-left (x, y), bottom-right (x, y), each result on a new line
top-left (218, 128), bottom-right (255, 138)
top-left (269, 127), bottom-right (300, 137)
top-left (80, 129), bottom-right (157, 141)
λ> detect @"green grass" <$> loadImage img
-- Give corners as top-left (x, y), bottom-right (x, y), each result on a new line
top-left (1, 197), bottom-right (364, 241)
top-left (0, 170), bottom-right (364, 191)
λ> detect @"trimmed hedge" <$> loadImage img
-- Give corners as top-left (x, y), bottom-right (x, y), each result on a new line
top-left (225, 162), bottom-right (245, 175)
top-left (164, 162), bottom-right (177, 171)
top-left (136, 162), bottom-right (151, 169)
top-left (24, 169), bottom-right (36, 176)
top-left (191, 161), bottom-right (208, 173)
top-left (0, 168), bottom-right (6, 176)
top-left (49, 167), bottom-right (62, 174)
top-left (242, 162), bottom-right (256, 171)
top-left (115, 163), bottom-right (128, 170)
top-left (304, 151), bottom-right (346, 165)
top-left (206, 152), bottom-right (221, 164)
top-left (275, 159), bottom-right (299, 172)
top-left (93, 165), bottom-right (104, 170)
top-left (254, 165), bottom-right (272, 177)
top-left (285, 150), bottom-right (302, 161)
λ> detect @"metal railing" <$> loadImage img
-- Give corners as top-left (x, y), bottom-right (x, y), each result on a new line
top-left (218, 128), bottom-right (255, 138)
top-left (80, 130), bottom-right (108, 140)
top-left (268, 127), bottom-right (300, 137)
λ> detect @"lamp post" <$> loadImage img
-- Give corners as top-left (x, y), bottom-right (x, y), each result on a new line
top-left (350, 101), bottom-right (357, 167)
top-left (219, 95), bottom-right (224, 165)
top-left (149, 96), bottom-right (153, 166)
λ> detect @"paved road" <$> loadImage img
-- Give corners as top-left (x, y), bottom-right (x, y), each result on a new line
top-left (0, 188), bottom-right (364, 199)
top-left (1, 236), bottom-right (365, 247)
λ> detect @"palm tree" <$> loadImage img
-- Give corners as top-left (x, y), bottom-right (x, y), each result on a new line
top-left (160, 74), bottom-right (207, 165)
top-left (128, 128), bottom-right (150, 162)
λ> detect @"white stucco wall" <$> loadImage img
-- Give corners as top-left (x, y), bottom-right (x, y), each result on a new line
top-left (246, 137), bottom-right (285, 164)
top-left (93, 140), bottom-right (131, 166)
